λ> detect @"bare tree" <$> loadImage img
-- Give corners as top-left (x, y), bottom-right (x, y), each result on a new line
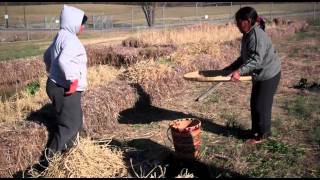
top-left (141, 2), bottom-right (157, 27)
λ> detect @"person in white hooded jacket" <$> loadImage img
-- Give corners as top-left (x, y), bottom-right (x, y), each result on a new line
top-left (42, 4), bottom-right (87, 162)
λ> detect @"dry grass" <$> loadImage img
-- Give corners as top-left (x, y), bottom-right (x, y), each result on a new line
top-left (0, 121), bottom-right (47, 178)
top-left (0, 64), bottom-right (120, 126)
top-left (86, 43), bottom-right (176, 68)
top-left (34, 138), bottom-right (128, 178)
top-left (0, 57), bottom-right (45, 91)
top-left (135, 23), bottom-right (241, 46)
top-left (175, 169), bottom-right (195, 178)
top-left (0, 77), bottom-right (48, 126)
top-left (87, 64), bottom-right (123, 88)
top-left (82, 80), bottom-right (139, 138)
top-left (119, 60), bottom-right (186, 106)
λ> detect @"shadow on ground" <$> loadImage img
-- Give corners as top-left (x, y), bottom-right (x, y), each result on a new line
top-left (104, 138), bottom-right (250, 178)
top-left (119, 83), bottom-right (252, 141)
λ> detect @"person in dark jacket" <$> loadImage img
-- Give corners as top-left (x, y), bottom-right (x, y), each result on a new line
top-left (224, 7), bottom-right (281, 144)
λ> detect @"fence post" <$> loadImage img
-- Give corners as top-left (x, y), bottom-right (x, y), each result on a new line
top-left (131, 7), bottom-right (133, 31)
top-left (5, 2), bottom-right (8, 28)
top-left (101, 14), bottom-right (103, 31)
top-left (93, 15), bottom-right (95, 30)
top-left (23, 5), bottom-right (27, 29)
top-left (230, 2), bottom-right (233, 20)
top-left (162, 5), bottom-right (165, 27)
top-left (111, 15), bottom-right (113, 29)
top-left (27, 22), bottom-right (30, 41)
top-left (313, 2), bottom-right (316, 22)
top-left (196, 2), bottom-right (198, 20)
top-left (270, 2), bottom-right (273, 21)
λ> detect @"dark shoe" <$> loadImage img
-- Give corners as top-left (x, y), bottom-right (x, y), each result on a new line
top-left (239, 129), bottom-right (253, 140)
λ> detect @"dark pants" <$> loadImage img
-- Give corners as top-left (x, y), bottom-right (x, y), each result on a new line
top-left (250, 72), bottom-right (281, 139)
top-left (45, 78), bottom-right (83, 154)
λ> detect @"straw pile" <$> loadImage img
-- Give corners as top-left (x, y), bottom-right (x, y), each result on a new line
top-left (42, 138), bottom-right (127, 178)
top-left (175, 169), bottom-right (195, 178)
top-left (119, 61), bottom-right (186, 106)
top-left (85, 44), bottom-right (176, 68)
top-left (81, 80), bottom-right (139, 138)
top-left (136, 23), bottom-right (241, 46)
top-left (0, 57), bottom-right (45, 93)
top-left (122, 37), bottom-right (149, 48)
top-left (0, 121), bottom-right (47, 178)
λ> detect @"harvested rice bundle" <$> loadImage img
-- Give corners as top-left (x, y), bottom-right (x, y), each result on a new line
top-left (107, 46), bottom-right (142, 67)
top-left (44, 138), bottom-right (127, 178)
top-left (139, 44), bottom-right (177, 60)
top-left (85, 45), bottom-right (107, 67)
top-left (172, 42), bottom-right (221, 63)
top-left (136, 23), bottom-right (241, 46)
top-left (179, 54), bottom-right (228, 74)
top-left (119, 61), bottom-right (186, 105)
top-left (0, 121), bottom-right (47, 178)
top-left (82, 80), bottom-right (139, 138)
top-left (122, 37), bottom-right (149, 48)
top-left (86, 44), bottom-right (177, 68)
top-left (0, 57), bottom-right (45, 92)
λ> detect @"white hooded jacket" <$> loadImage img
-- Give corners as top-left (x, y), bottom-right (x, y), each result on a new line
top-left (44, 5), bottom-right (87, 91)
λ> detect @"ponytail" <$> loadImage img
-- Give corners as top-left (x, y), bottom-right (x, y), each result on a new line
top-left (257, 16), bottom-right (266, 31)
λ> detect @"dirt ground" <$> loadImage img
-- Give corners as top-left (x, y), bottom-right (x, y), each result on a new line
top-left (99, 25), bottom-right (320, 178)
top-left (3, 22), bottom-right (319, 178)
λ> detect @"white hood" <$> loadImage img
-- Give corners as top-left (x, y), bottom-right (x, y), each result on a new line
top-left (43, 4), bottom-right (88, 91)
top-left (60, 5), bottom-right (84, 34)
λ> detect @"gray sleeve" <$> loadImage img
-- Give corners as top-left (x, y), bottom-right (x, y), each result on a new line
top-left (43, 44), bottom-right (52, 73)
top-left (239, 33), bottom-right (266, 75)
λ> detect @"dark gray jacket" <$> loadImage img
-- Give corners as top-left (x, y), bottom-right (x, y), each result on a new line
top-left (225, 24), bottom-right (281, 81)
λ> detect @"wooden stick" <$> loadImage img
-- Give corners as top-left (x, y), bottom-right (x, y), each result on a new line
top-left (184, 71), bottom-right (252, 82)
top-left (195, 82), bottom-right (223, 102)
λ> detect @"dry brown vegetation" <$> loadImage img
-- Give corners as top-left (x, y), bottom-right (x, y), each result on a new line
top-left (42, 138), bottom-right (128, 178)
top-left (82, 80), bottom-right (139, 139)
top-left (86, 43), bottom-right (177, 67)
top-left (0, 19), bottom-right (318, 178)
top-left (0, 121), bottom-right (47, 177)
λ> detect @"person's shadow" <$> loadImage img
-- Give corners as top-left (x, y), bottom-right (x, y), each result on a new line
top-left (119, 83), bottom-right (252, 141)
top-left (104, 138), bottom-right (250, 178)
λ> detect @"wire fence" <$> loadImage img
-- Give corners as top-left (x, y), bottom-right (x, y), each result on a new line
top-left (0, 2), bottom-right (319, 41)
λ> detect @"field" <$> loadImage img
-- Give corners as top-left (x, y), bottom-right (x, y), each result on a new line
top-left (0, 3), bottom-right (317, 28)
top-left (0, 4), bottom-right (319, 178)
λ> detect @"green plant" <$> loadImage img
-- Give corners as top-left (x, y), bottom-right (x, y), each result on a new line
top-left (284, 95), bottom-right (314, 120)
top-left (288, 48), bottom-right (299, 57)
top-left (25, 81), bottom-right (40, 95)
top-left (311, 126), bottom-right (320, 146)
top-left (157, 57), bottom-right (172, 65)
top-left (207, 93), bottom-right (220, 104)
top-left (224, 112), bottom-right (244, 130)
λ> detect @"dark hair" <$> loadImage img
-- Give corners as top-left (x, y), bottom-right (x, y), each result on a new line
top-left (81, 14), bottom-right (88, 25)
top-left (257, 16), bottom-right (266, 31)
top-left (235, 6), bottom-right (266, 31)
